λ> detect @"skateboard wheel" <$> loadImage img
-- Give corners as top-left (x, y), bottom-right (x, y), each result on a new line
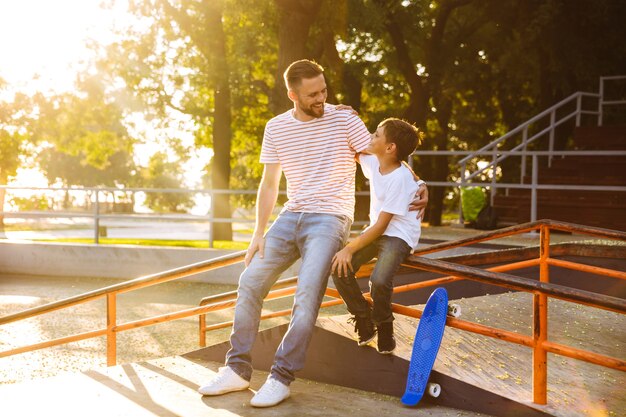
top-left (427, 383), bottom-right (441, 398)
top-left (448, 304), bottom-right (461, 318)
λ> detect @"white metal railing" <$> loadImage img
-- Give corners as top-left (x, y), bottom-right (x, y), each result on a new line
top-left (455, 75), bottom-right (626, 222)
top-left (413, 150), bottom-right (626, 224)
top-left (0, 185), bottom-right (371, 245)
top-left (3, 150), bottom-right (625, 240)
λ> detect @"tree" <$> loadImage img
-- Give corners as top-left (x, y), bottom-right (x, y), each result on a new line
top-left (32, 75), bottom-right (136, 191)
top-left (140, 151), bottom-right (194, 212)
top-left (28, 74), bottom-right (136, 212)
top-left (0, 81), bottom-right (31, 233)
top-left (338, 0), bottom-right (499, 224)
top-left (102, 0), bottom-right (242, 239)
top-left (94, 0), bottom-right (626, 230)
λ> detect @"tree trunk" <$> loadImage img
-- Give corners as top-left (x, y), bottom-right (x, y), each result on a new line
top-left (0, 187), bottom-right (5, 235)
top-left (271, 0), bottom-right (322, 115)
top-left (209, 2), bottom-right (233, 241)
top-left (379, 0), bottom-right (472, 225)
top-left (426, 95), bottom-right (452, 226)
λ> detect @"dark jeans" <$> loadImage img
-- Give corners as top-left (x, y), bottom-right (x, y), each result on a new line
top-left (332, 235), bottom-right (412, 324)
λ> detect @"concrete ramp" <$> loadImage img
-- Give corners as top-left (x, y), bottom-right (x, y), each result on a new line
top-left (187, 323), bottom-right (549, 417)
top-left (187, 291), bottom-right (625, 417)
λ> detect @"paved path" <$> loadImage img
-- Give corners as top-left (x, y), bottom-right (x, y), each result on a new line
top-left (0, 356), bottom-right (492, 417)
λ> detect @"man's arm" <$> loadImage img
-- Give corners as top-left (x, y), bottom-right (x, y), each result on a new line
top-left (401, 161), bottom-right (428, 219)
top-left (331, 212), bottom-right (393, 278)
top-left (410, 183), bottom-right (429, 220)
top-left (245, 163), bottom-right (282, 266)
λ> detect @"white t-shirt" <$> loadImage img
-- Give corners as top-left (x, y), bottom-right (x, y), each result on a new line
top-left (260, 104), bottom-right (370, 220)
top-left (359, 154), bottom-right (421, 248)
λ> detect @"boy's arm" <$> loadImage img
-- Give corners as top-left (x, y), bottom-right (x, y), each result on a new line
top-left (245, 163), bottom-right (281, 267)
top-left (331, 212), bottom-right (394, 278)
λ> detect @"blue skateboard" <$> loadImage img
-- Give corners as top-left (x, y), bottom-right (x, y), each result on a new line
top-left (401, 287), bottom-right (450, 406)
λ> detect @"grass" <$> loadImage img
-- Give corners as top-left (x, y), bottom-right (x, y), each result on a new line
top-left (31, 238), bottom-right (250, 250)
top-left (2, 223), bottom-right (92, 231)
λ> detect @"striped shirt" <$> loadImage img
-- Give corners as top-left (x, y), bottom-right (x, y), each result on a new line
top-left (260, 104), bottom-right (370, 220)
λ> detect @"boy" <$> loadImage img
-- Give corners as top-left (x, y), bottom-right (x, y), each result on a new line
top-left (331, 117), bottom-right (423, 354)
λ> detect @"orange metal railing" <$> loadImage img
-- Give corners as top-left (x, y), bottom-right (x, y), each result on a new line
top-left (196, 219), bottom-right (626, 405)
top-left (1, 219), bottom-right (625, 408)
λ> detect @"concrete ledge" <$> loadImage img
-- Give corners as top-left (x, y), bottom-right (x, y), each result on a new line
top-left (0, 241), bottom-right (300, 285)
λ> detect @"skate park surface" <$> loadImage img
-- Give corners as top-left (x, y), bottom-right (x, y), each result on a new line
top-left (1, 224), bottom-right (624, 416)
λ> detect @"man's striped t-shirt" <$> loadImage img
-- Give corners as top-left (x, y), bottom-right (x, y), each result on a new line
top-left (260, 104), bottom-right (370, 220)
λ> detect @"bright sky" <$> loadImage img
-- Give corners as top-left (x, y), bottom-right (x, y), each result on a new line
top-left (0, 0), bottom-right (126, 93)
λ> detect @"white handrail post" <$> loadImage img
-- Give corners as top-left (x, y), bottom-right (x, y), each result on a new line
top-left (94, 190), bottom-right (100, 244)
top-left (548, 110), bottom-right (555, 167)
top-left (458, 162), bottom-right (466, 225)
top-left (598, 77), bottom-right (604, 126)
top-left (575, 93), bottom-right (582, 127)
top-left (531, 155), bottom-right (538, 222)
top-left (208, 189), bottom-right (214, 248)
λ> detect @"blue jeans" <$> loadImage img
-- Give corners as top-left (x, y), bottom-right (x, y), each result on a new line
top-left (226, 211), bottom-right (351, 386)
top-left (332, 235), bottom-right (411, 324)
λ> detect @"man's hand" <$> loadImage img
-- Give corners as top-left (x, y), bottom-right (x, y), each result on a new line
top-left (331, 247), bottom-right (354, 279)
top-left (409, 183), bottom-right (429, 220)
top-left (244, 233), bottom-right (265, 267)
top-left (334, 104), bottom-right (358, 115)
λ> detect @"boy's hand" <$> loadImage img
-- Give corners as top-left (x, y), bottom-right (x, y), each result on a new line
top-left (331, 247), bottom-right (354, 278)
top-left (245, 234), bottom-right (265, 267)
top-left (409, 183), bottom-right (429, 220)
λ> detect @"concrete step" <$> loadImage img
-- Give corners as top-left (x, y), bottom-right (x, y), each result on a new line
top-left (0, 355), bottom-right (492, 417)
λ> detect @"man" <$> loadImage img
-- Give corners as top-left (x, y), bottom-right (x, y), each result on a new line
top-left (198, 59), bottom-right (428, 407)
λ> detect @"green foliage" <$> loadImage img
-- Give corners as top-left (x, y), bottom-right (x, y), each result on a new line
top-left (9, 194), bottom-right (50, 211)
top-left (140, 151), bottom-right (194, 213)
top-left (32, 75), bottom-right (136, 187)
top-left (461, 187), bottom-right (486, 223)
top-left (0, 129), bottom-right (24, 183)
top-left (0, 87), bottom-right (31, 184)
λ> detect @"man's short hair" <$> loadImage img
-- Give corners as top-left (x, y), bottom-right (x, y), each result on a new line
top-left (379, 118), bottom-right (424, 162)
top-left (283, 60), bottom-right (324, 90)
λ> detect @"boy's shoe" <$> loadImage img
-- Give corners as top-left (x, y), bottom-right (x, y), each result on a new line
top-left (198, 366), bottom-right (250, 395)
top-left (250, 376), bottom-right (291, 407)
top-left (347, 315), bottom-right (376, 346)
top-left (377, 322), bottom-right (396, 354)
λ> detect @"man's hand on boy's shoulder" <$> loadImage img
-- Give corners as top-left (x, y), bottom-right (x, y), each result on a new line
top-left (333, 104), bottom-right (358, 115)
top-left (409, 183), bottom-right (429, 220)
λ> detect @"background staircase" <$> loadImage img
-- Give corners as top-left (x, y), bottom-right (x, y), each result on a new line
top-left (494, 125), bottom-right (626, 231)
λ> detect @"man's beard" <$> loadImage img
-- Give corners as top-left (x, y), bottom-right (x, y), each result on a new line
top-left (301, 102), bottom-right (324, 118)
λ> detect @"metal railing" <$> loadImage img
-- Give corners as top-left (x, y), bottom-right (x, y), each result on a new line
top-left (0, 185), bottom-right (262, 247)
top-left (0, 185), bottom-right (375, 245)
top-left (4, 150), bottom-right (626, 247)
top-left (196, 219), bottom-right (626, 406)
top-left (1, 219), bottom-right (624, 407)
top-left (457, 75), bottom-right (626, 211)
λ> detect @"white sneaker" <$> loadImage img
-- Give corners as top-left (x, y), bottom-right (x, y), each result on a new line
top-left (250, 376), bottom-right (290, 407)
top-left (198, 366), bottom-right (250, 396)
